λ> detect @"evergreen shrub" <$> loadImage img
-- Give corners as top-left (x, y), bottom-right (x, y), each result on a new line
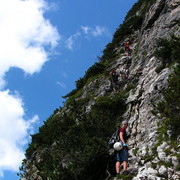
top-left (157, 64), bottom-right (180, 139)
top-left (21, 92), bottom-right (127, 180)
top-left (155, 35), bottom-right (180, 64)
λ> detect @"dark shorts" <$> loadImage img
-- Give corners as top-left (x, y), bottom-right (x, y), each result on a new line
top-left (115, 148), bottom-right (128, 162)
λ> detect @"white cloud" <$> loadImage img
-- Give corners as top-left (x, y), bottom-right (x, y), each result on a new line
top-left (0, 0), bottom-right (60, 89)
top-left (65, 36), bottom-right (74, 50)
top-left (57, 81), bottom-right (66, 89)
top-left (47, 1), bottom-right (60, 12)
top-left (81, 26), bottom-right (91, 35)
top-left (92, 26), bottom-right (107, 37)
top-left (65, 32), bottom-right (81, 51)
top-left (0, 0), bottom-right (60, 176)
top-left (81, 25), bottom-right (109, 38)
top-left (0, 90), bottom-right (38, 177)
top-left (64, 26), bottom-right (109, 50)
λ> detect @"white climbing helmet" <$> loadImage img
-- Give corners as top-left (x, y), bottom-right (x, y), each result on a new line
top-left (113, 141), bottom-right (123, 151)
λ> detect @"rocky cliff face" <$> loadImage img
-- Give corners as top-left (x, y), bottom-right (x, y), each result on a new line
top-left (20, 0), bottom-right (180, 179)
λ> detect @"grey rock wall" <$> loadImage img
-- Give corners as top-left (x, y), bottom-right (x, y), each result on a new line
top-left (112, 0), bottom-right (180, 179)
top-left (20, 0), bottom-right (180, 179)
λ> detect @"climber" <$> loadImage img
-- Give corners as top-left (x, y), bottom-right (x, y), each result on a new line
top-left (124, 41), bottom-right (131, 56)
top-left (115, 120), bottom-right (129, 175)
top-left (109, 69), bottom-right (119, 92)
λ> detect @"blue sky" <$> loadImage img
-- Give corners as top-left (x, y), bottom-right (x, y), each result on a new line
top-left (0, 0), bottom-right (137, 179)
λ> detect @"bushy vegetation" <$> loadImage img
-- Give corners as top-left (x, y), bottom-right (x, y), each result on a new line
top-left (101, 0), bottom-right (156, 62)
top-left (147, 35), bottom-right (180, 171)
top-left (154, 36), bottom-right (180, 139)
top-left (20, 92), bottom-right (127, 180)
top-left (63, 62), bottom-right (105, 98)
top-left (19, 0), bottom-right (170, 179)
top-left (157, 64), bottom-right (180, 139)
top-left (63, 0), bottom-right (158, 99)
top-left (155, 35), bottom-right (180, 64)
top-left (116, 174), bottom-right (134, 180)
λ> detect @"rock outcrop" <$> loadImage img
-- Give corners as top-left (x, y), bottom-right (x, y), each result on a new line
top-left (19, 0), bottom-right (180, 179)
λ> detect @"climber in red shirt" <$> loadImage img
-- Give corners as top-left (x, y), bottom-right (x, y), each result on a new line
top-left (115, 120), bottom-right (129, 175)
top-left (124, 41), bottom-right (131, 56)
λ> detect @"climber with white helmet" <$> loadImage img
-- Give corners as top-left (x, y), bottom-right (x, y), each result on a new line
top-left (115, 120), bottom-right (129, 176)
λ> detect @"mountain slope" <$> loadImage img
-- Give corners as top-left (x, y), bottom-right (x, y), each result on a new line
top-left (19, 0), bottom-right (180, 179)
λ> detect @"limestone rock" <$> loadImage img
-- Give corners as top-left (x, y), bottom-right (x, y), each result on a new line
top-left (20, 0), bottom-right (180, 179)
top-left (158, 151), bottom-right (166, 161)
top-left (172, 156), bottom-right (179, 167)
top-left (159, 165), bottom-right (167, 176)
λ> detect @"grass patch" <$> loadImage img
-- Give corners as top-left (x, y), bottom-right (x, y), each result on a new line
top-left (116, 174), bottom-right (134, 180)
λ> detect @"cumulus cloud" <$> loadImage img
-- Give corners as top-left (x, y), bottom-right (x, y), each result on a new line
top-left (0, 0), bottom-right (60, 89)
top-left (0, 90), bottom-right (39, 177)
top-left (0, 0), bottom-right (60, 176)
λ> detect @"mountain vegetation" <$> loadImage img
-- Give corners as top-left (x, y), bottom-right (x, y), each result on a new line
top-left (20, 92), bottom-right (127, 179)
top-left (19, 0), bottom-right (180, 179)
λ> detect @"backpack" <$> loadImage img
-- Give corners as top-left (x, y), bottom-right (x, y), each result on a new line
top-left (108, 129), bottom-right (120, 148)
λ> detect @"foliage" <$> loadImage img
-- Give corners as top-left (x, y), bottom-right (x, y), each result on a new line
top-left (150, 65), bottom-right (180, 169)
top-left (63, 62), bottom-right (105, 98)
top-left (101, 0), bottom-right (155, 61)
top-left (64, 0), bottom-right (158, 100)
top-left (116, 174), bottom-right (134, 180)
top-left (101, 43), bottom-right (117, 62)
top-left (155, 64), bottom-right (166, 74)
top-left (75, 62), bottom-right (105, 90)
top-left (20, 92), bottom-right (127, 180)
top-left (19, 0), bottom-right (166, 178)
top-left (156, 64), bottom-right (180, 139)
top-left (155, 35), bottom-right (180, 65)
top-left (143, 154), bottom-right (154, 164)
top-left (63, 0), bottom-right (158, 100)
top-left (62, 89), bottom-right (77, 99)
top-left (157, 160), bottom-right (173, 169)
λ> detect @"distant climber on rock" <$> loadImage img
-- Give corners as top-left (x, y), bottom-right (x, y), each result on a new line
top-left (109, 69), bottom-right (119, 92)
top-left (124, 41), bottom-right (131, 56)
top-left (115, 120), bottom-right (129, 176)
